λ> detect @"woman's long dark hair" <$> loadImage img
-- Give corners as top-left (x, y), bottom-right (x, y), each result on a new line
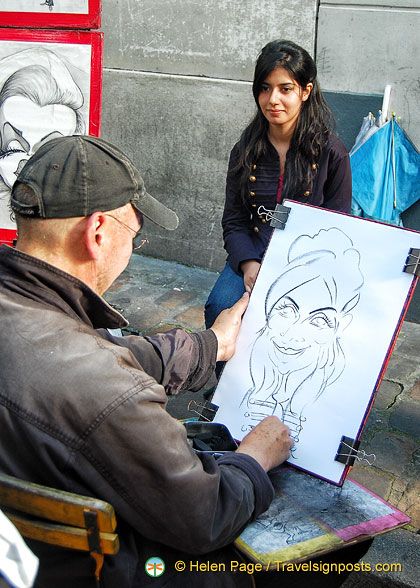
top-left (234, 40), bottom-right (335, 206)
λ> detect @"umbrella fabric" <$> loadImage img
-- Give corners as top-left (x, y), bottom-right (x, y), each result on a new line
top-left (350, 117), bottom-right (420, 226)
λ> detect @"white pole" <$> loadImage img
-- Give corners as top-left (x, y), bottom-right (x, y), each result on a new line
top-left (379, 85), bottom-right (392, 126)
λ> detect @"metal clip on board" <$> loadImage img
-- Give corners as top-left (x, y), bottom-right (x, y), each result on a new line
top-left (403, 248), bottom-right (420, 278)
top-left (257, 204), bottom-right (291, 229)
top-left (335, 436), bottom-right (376, 467)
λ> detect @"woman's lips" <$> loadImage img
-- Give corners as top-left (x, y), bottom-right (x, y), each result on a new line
top-left (272, 340), bottom-right (308, 356)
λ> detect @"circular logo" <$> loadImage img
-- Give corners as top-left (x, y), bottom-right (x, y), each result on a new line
top-left (145, 557), bottom-right (165, 578)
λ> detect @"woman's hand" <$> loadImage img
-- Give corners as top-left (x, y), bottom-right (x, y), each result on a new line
top-left (240, 260), bottom-right (261, 293)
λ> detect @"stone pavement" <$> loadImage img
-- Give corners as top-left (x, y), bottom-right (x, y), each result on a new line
top-left (104, 252), bottom-right (420, 588)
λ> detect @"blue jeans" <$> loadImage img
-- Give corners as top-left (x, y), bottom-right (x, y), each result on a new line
top-left (204, 261), bottom-right (245, 329)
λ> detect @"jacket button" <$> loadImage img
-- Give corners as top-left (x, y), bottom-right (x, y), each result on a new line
top-left (249, 175), bottom-right (256, 182)
top-left (253, 226), bottom-right (259, 233)
top-left (252, 203), bottom-right (257, 207)
top-left (250, 191), bottom-right (255, 197)
top-left (304, 190), bottom-right (310, 197)
top-left (312, 163), bottom-right (317, 170)
top-left (262, 218), bottom-right (266, 223)
top-left (252, 164), bottom-right (257, 170)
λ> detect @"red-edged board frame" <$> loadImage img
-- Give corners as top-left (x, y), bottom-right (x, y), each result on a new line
top-left (0, 0), bottom-right (101, 30)
top-left (0, 28), bottom-right (103, 245)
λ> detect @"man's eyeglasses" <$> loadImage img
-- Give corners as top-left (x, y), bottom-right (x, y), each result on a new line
top-left (105, 214), bottom-right (149, 250)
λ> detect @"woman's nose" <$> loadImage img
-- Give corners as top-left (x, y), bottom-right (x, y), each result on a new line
top-left (269, 89), bottom-right (280, 105)
top-left (280, 320), bottom-right (304, 340)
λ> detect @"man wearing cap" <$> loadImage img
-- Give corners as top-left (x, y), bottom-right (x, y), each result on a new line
top-left (0, 135), bottom-right (295, 588)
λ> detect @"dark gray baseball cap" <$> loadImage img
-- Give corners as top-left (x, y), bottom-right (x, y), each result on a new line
top-left (10, 135), bottom-right (179, 230)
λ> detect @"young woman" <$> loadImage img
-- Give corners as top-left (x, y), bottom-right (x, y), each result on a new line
top-left (205, 40), bottom-right (352, 329)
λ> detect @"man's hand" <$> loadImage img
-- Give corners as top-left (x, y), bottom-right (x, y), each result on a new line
top-left (236, 416), bottom-right (294, 472)
top-left (240, 260), bottom-right (261, 293)
top-left (210, 292), bottom-right (249, 362)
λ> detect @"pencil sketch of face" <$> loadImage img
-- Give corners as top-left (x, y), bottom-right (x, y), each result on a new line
top-left (241, 228), bottom-right (364, 445)
top-left (0, 47), bottom-right (85, 226)
top-left (267, 277), bottom-right (341, 375)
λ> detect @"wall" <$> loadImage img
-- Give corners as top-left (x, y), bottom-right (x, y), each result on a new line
top-left (316, 0), bottom-right (420, 320)
top-left (100, 0), bottom-right (317, 271)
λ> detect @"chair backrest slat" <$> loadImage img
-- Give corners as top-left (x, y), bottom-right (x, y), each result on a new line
top-left (6, 513), bottom-right (119, 554)
top-left (0, 473), bottom-right (116, 532)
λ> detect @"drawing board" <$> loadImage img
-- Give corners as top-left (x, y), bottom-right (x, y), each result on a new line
top-left (235, 466), bottom-right (410, 567)
top-left (0, 28), bottom-right (103, 245)
top-left (212, 200), bottom-right (420, 484)
top-left (0, 0), bottom-right (101, 29)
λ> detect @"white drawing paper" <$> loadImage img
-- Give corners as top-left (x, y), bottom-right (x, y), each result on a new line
top-left (212, 201), bottom-right (420, 484)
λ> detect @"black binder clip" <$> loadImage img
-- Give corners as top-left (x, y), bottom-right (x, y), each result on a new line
top-left (257, 204), bottom-right (291, 229)
top-left (187, 399), bottom-right (218, 422)
top-left (403, 248), bottom-right (420, 278)
top-left (335, 436), bottom-right (376, 467)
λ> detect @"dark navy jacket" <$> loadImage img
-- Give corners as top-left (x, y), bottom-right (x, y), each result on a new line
top-left (222, 134), bottom-right (352, 273)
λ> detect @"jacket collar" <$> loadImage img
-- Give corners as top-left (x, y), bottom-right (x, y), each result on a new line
top-left (0, 245), bottom-right (128, 330)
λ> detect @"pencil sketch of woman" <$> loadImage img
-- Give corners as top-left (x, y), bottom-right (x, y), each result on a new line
top-left (240, 228), bottom-right (364, 447)
top-left (0, 47), bottom-right (85, 229)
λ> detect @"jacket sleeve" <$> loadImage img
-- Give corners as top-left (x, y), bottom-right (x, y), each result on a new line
top-left (222, 145), bottom-right (262, 273)
top-left (321, 136), bottom-right (352, 213)
top-left (97, 328), bottom-right (217, 395)
top-left (72, 367), bottom-right (275, 555)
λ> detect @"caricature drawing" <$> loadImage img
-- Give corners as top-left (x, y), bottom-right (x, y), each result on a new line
top-left (40, 0), bottom-right (55, 10)
top-left (240, 228), bottom-right (364, 447)
top-left (0, 47), bottom-right (86, 229)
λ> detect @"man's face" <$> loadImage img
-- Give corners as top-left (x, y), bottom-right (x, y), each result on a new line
top-left (0, 95), bottom-right (77, 189)
top-left (97, 204), bottom-right (142, 295)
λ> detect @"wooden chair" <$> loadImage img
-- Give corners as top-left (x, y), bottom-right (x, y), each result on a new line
top-left (0, 473), bottom-right (119, 587)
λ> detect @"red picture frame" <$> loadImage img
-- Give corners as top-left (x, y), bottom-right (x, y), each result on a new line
top-left (0, 0), bottom-right (101, 30)
top-left (0, 28), bottom-right (103, 244)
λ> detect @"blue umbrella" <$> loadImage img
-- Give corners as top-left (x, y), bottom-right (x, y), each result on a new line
top-left (350, 115), bottom-right (420, 226)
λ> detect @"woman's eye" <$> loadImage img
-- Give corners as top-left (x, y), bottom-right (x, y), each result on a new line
top-left (260, 84), bottom-right (270, 92)
top-left (282, 87), bottom-right (293, 93)
top-left (310, 315), bottom-right (334, 329)
top-left (275, 304), bottom-right (295, 318)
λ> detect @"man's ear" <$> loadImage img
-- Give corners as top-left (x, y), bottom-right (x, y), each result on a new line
top-left (84, 212), bottom-right (107, 260)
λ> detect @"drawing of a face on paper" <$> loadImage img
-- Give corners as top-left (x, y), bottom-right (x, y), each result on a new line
top-left (241, 228), bottom-right (364, 448)
top-left (0, 47), bottom-right (86, 228)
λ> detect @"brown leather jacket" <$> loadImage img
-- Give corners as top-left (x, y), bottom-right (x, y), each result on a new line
top-left (0, 245), bottom-right (273, 588)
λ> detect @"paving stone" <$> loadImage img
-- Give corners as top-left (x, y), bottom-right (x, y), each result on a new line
top-left (106, 277), bottom-right (129, 292)
top-left (393, 322), bottom-right (420, 358)
top-left (392, 480), bottom-right (420, 531)
top-left (383, 353), bottom-right (420, 389)
top-left (175, 306), bottom-right (205, 331)
top-left (348, 466), bottom-right (393, 500)
top-left (155, 290), bottom-right (197, 310)
top-left (363, 432), bottom-right (417, 476)
top-left (409, 379), bottom-right (420, 401)
top-left (373, 380), bottom-right (403, 410)
top-left (124, 306), bottom-right (166, 332)
top-left (389, 400), bottom-right (420, 440)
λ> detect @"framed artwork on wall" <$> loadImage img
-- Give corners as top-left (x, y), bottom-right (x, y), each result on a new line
top-left (0, 28), bottom-right (103, 244)
top-left (0, 0), bottom-right (101, 30)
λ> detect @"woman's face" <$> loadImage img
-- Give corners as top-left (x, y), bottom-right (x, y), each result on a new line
top-left (0, 95), bottom-right (77, 189)
top-left (258, 66), bottom-right (312, 132)
top-left (267, 277), bottom-right (339, 374)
